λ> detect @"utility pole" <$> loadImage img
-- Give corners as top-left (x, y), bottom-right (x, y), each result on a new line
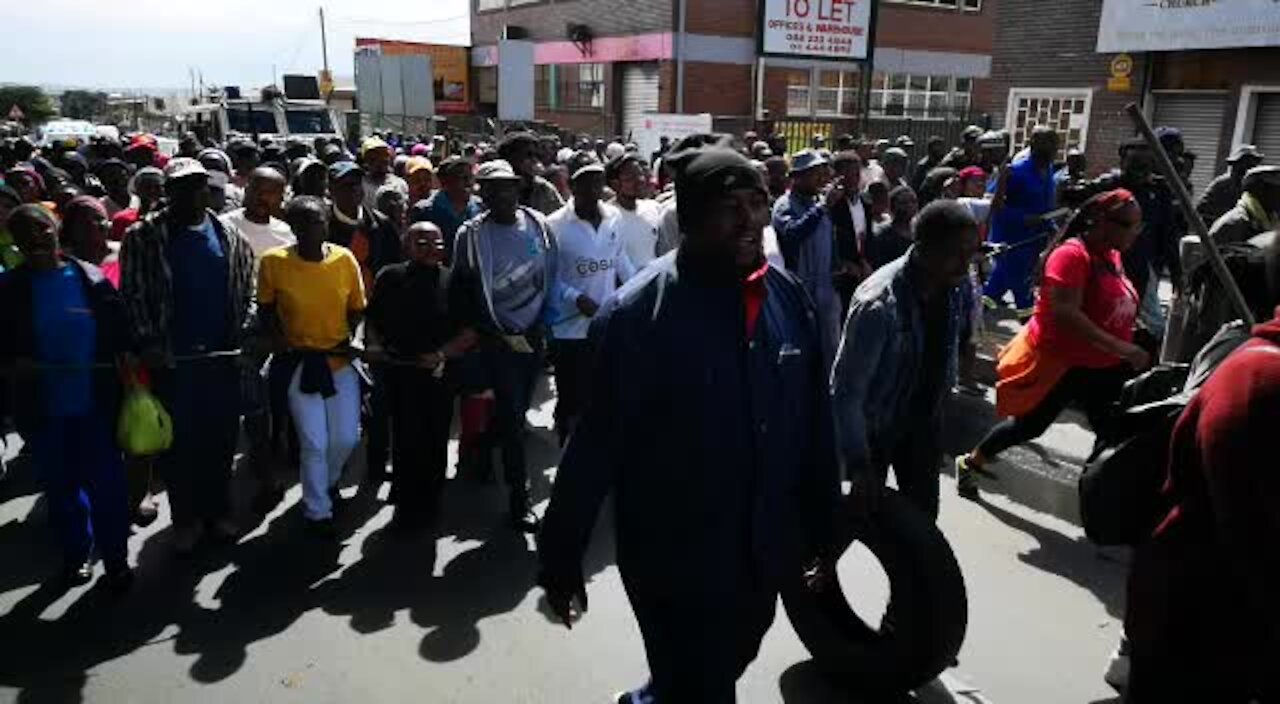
top-left (319, 6), bottom-right (333, 104)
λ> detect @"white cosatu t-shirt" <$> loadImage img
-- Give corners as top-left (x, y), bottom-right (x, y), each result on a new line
top-left (220, 209), bottom-right (296, 258)
top-left (613, 198), bottom-right (662, 268)
top-left (547, 200), bottom-right (637, 340)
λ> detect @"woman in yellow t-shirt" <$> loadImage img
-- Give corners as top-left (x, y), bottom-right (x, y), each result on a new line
top-left (257, 196), bottom-right (366, 535)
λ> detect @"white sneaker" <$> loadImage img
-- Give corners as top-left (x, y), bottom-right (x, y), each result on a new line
top-left (1104, 640), bottom-right (1131, 692)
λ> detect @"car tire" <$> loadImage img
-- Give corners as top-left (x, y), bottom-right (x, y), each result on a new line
top-left (781, 489), bottom-right (968, 694)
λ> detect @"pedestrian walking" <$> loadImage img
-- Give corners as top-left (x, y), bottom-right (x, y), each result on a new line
top-left (773, 149), bottom-right (842, 359)
top-left (833, 200), bottom-right (981, 521)
top-left (0, 204), bottom-right (133, 590)
top-left (547, 158), bottom-right (635, 444)
top-left (538, 143), bottom-right (839, 703)
top-left (449, 159), bottom-right (559, 531)
top-left (986, 126), bottom-right (1060, 315)
top-left (120, 158), bottom-right (254, 554)
top-left (256, 196), bottom-right (366, 538)
top-left (956, 189), bottom-right (1149, 498)
top-left (366, 222), bottom-right (470, 535)
top-left (867, 186), bottom-right (919, 271)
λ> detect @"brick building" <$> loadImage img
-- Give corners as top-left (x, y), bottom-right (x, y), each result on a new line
top-left (469, 0), bottom-right (997, 143)
top-left (989, 0), bottom-right (1280, 194)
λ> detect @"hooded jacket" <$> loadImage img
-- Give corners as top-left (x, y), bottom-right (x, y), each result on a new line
top-left (1125, 312), bottom-right (1280, 700)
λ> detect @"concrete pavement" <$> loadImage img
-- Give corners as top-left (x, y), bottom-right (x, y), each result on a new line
top-left (0, 377), bottom-right (1126, 704)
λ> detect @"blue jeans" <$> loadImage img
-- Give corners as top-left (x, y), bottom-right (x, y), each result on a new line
top-left (29, 414), bottom-right (129, 572)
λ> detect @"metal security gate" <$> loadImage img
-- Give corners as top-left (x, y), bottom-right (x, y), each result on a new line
top-left (1152, 92), bottom-right (1228, 197)
top-left (1251, 93), bottom-right (1280, 167)
top-left (620, 62), bottom-right (660, 140)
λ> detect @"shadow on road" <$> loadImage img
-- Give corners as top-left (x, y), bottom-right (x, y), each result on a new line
top-left (970, 497), bottom-right (1127, 619)
top-left (780, 660), bottom-right (995, 704)
top-left (0, 374), bottom-right (578, 702)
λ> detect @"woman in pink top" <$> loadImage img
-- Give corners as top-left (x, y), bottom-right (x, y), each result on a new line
top-left (956, 189), bottom-right (1151, 498)
top-left (60, 196), bottom-right (119, 288)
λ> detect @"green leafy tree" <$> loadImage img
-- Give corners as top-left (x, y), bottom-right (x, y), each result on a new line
top-left (0, 85), bottom-right (56, 125)
top-left (60, 89), bottom-right (109, 121)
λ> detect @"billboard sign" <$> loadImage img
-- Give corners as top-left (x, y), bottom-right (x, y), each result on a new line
top-left (497, 41), bottom-right (535, 122)
top-left (760, 0), bottom-right (873, 60)
top-left (630, 113), bottom-right (714, 163)
top-left (1097, 0), bottom-right (1280, 53)
top-left (356, 38), bottom-right (470, 114)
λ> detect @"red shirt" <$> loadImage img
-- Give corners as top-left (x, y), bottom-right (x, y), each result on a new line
top-left (110, 209), bottom-right (140, 241)
top-left (743, 260), bottom-right (770, 338)
top-left (1027, 239), bottom-right (1138, 368)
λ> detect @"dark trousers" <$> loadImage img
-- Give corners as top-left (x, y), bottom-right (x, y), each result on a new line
top-left (485, 342), bottom-right (543, 501)
top-left (154, 359), bottom-right (241, 528)
top-left (872, 423), bottom-right (943, 521)
top-left (978, 365), bottom-right (1130, 460)
top-left (29, 414), bottom-right (129, 572)
top-left (387, 368), bottom-right (454, 516)
top-left (366, 364), bottom-right (392, 481)
top-left (627, 586), bottom-right (777, 703)
top-left (551, 338), bottom-right (591, 436)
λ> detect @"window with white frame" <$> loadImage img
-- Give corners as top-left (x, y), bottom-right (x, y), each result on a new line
top-left (869, 72), bottom-right (972, 120)
top-left (477, 0), bottom-right (505, 10)
top-left (815, 70), bottom-right (862, 117)
top-left (784, 69), bottom-right (812, 116)
top-left (886, 0), bottom-right (981, 9)
top-left (1006, 88), bottom-right (1092, 156)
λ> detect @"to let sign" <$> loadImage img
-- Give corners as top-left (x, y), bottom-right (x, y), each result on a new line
top-left (761, 0), bottom-right (873, 60)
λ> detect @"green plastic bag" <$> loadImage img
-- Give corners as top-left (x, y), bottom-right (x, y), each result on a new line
top-left (116, 367), bottom-right (173, 457)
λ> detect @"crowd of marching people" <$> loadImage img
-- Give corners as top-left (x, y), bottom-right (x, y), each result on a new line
top-left (1, 118), bottom-right (1278, 703)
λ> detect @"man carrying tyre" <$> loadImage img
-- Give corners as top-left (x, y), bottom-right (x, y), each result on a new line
top-left (832, 200), bottom-right (981, 521)
top-left (537, 142), bottom-right (840, 704)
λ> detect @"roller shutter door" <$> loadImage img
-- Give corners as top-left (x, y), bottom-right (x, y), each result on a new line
top-left (1251, 93), bottom-right (1280, 166)
top-left (1152, 93), bottom-right (1227, 197)
top-left (621, 62), bottom-right (660, 140)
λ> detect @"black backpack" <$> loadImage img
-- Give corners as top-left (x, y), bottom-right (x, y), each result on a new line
top-left (1077, 321), bottom-right (1251, 546)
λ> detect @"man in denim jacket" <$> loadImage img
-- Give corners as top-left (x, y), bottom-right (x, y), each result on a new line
top-left (832, 200), bottom-right (980, 520)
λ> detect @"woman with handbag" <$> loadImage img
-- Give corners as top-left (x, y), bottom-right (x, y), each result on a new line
top-left (956, 189), bottom-right (1151, 499)
top-left (0, 204), bottom-right (132, 591)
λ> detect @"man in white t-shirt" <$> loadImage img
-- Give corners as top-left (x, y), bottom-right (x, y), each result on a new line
top-left (219, 167), bottom-right (295, 258)
top-left (605, 153), bottom-right (662, 269)
top-left (547, 160), bottom-right (636, 444)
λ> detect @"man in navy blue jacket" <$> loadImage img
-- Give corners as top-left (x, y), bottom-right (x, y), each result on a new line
top-left (538, 144), bottom-right (840, 703)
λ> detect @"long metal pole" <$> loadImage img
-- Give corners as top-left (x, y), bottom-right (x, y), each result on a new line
top-left (320, 7), bottom-right (330, 75)
top-left (1124, 102), bottom-right (1255, 327)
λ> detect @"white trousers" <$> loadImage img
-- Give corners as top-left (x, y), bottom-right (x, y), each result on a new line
top-left (287, 363), bottom-right (361, 520)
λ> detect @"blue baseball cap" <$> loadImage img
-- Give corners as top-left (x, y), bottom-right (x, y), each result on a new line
top-left (328, 160), bottom-right (364, 181)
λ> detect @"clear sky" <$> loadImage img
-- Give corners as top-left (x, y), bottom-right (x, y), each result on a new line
top-left (1, 0), bottom-right (470, 91)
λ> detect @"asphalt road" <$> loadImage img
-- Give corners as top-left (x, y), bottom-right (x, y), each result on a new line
top-left (0, 376), bottom-right (1126, 704)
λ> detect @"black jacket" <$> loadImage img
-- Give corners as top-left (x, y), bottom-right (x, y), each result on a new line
top-left (0, 258), bottom-right (132, 433)
top-left (327, 205), bottom-right (403, 281)
top-left (538, 252), bottom-right (840, 606)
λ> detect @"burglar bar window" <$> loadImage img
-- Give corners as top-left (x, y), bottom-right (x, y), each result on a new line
top-left (887, 0), bottom-right (981, 10)
top-left (557, 63), bottom-right (604, 110)
top-left (869, 72), bottom-right (972, 120)
top-left (535, 65), bottom-right (552, 107)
